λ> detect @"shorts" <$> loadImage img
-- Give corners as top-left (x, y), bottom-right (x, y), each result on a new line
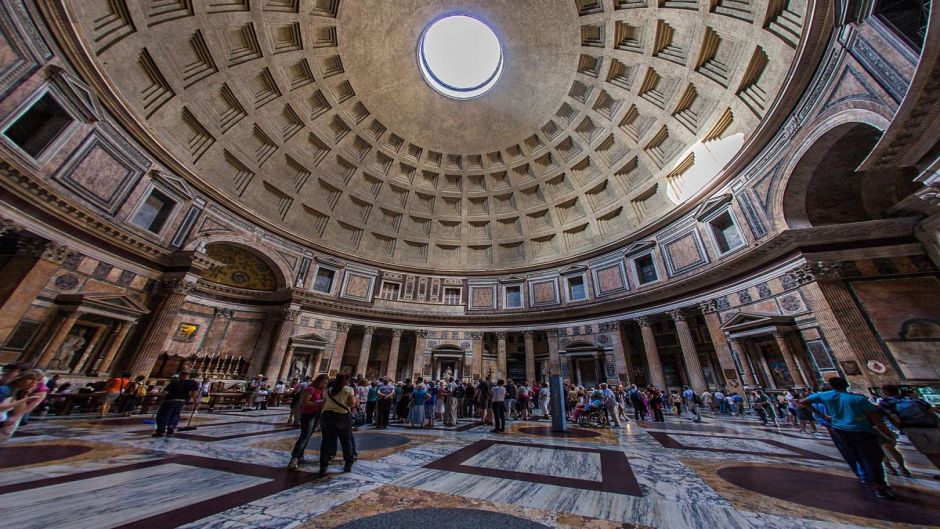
top-left (480, 398), bottom-right (492, 409)
top-left (905, 427), bottom-right (940, 455)
top-left (104, 392), bottom-right (121, 405)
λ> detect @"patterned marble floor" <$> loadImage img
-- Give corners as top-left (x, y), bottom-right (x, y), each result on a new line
top-left (3, 407), bottom-right (939, 529)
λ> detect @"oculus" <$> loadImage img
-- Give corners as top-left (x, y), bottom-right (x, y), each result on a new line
top-left (418, 15), bottom-right (503, 99)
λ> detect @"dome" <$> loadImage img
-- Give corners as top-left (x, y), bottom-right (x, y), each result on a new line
top-left (66, 0), bottom-right (810, 271)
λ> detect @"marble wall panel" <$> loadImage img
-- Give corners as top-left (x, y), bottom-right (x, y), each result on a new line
top-left (661, 230), bottom-right (707, 277)
top-left (52, 132), bottom-right (143, 215)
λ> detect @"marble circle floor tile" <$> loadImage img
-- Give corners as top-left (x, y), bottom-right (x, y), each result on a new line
top-left (0, 443), bottom-right (93, 468)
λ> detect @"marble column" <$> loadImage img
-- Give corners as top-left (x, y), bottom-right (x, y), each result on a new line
top-left (248, 312), bottom-right (278, 377)
top-left (636, 317), bottom-right (666, 389)
top-left (311, 348), bottom-right (325, 376)
top-left (773, 330), bottom-right (807, 387)
top-left (669, 309), bottom-right (708, 392)
top-left (466, 332), bottom-right (481, 380)
top-left (264, 306), bottom-right (300, 381)
top-left (356, 326), bottom-right (376, 378)
top-left (35, 309), bottom-right (81, 369)
top-left (729, 337), bottom-right (758, 386)
top-left (385, 329), bottom-right (402, 379)
top-left (0, 241), bottom-right (70, 346)
top-left (523, 330), bottom-right (536, 382)
top-left (128, 276), bottom-right (198, 377)
top-left (753, 342), bottom-right (776, 388)
top-left (412, 330), bottom-right (428, 381)
top-left (547, 329), bottom-right (561, 376)
top-left (327, 322), bottom-right (352, 375)
top-left (700, 304), bottom-right (741, 391)
top-left (605, 321), bottom-right (629, 383)
top-left (70, 325), bottom-right (109, 374)
top-left (495, 331), bottom-right (507, 380)
top-left (95, 321), bottom-right (135, 375)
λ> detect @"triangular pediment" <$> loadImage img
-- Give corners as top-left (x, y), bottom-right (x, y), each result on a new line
top-left (49, 66), bottom-right (102, 123)
top-left (720, 311), bottom-right (793, 332)
top-left (499, 274), bottom-right (526, 284)
top-left (315, 256), bottom-right (345, 268)
top-left (151, 170), bottom-right (193, 200)
top-left (292, 332), bottom-right (328, 347)
top-left (558, 264), bottom-right (588, 275)
top-left (693, 193), bottom-right (733, 221)
top-left (622, 240), bottom-right (656, 256)
top-left (57, 293), bottom-right (150, 317)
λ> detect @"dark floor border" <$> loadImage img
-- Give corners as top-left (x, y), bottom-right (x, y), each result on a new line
top-left (424, 439), bottom-right (642, 496)
top-left (647, 431), bottom-right (838, 461)
top-left (132, 420), bottom-right (296, 442)
top-left (0, 454), bottom-right (320, 528)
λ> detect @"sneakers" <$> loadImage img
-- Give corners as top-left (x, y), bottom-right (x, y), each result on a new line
top-left (875, 488), bottom-right (897, 501)
top-left (287, 457), bottom-right (299, 470)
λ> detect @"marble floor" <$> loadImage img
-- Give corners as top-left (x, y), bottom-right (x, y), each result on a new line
top-left (2, 408), bottom-right (939, 529)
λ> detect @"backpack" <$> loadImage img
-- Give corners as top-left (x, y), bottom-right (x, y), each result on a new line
top-left (692, 393), bottom-right (702, 405)
top-left (894, 398), bottom-right (936, 427)
top-left (453, 386), bottom-right (465, 398)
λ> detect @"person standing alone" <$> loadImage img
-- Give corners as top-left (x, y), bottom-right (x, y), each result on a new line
top-left (153, 371), bottom-right (199, 437)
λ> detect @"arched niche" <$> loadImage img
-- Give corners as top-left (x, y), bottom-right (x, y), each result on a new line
top-left (201, 242), bottom-right (285, 291)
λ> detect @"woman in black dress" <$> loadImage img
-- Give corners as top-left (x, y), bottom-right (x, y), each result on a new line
top-left (396, 381), bottom-right (413, 423)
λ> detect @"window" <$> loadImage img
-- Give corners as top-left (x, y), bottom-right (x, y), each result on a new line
top-left (567, 275), bottom-right (587, 301)
top-left (131, 189), bottom-right (176, 234)
top-left (709, 211), bottom-right (745, 254)
top-left (379, 282), bottom-right (400, 300)
top-left (505, 285), bottom-right (522, 308)
top-left (313, 268), bottom-right (336, 293)
top-left (3, 92), bottom-right (74, 158)
top-left (875, 0), bottom-right (928, 50)
top-left (635, 254), bottom-right (658, 284)
top-left (443, 287), bottom-right (462, 305)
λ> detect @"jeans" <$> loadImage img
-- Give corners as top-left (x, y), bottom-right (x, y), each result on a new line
top-left (492, 401), bottom-right (506, 432)
top-left (120, 396), bottom-right (141, 414)
top-left (653, 407), bottom-right (665, 422)
top-left (319, 411), bottom-right (355, 468)
top-left (366, 401), bottom-right (376, 424)
top-left (832, 427), bottom-right (887, 486)
top-left (376, 399), bottom-right (391, 428)
top-left (290, 412), bottom-right (320, 458)
top-left (155, 400), bottom-right (185, 433)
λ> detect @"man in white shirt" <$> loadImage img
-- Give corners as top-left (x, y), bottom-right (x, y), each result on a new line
top-left (444, 377), bottom-right (459, 426)
top-left (490, 380), bottom-right (507, 433)
top-left (714, 390), bottom-right (726, 414)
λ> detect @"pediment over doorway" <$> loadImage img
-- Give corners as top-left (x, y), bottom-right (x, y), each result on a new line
top-left (56, 293), bottom-right (150, 321)
top-left (720, 311), bottom-right (794, 334)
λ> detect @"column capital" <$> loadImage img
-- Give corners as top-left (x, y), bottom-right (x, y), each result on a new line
top-left (496, 331), bottom-right (507, 340)
top-left (215, 307), bottom-right (235, 319)
top-left (161, 277), bottom-right (199, 295)
top-left (523, 330), bottom-right (534, 338)
top-left (699, 299), bottom-right (719, 314)
top-left (466, 331), bottom-right (482, 339)
top-left (546, 328), bottom-right (560, 337)
top-left (634, 316), bottom-right (652, 328)
top-left (600, 321), bottom-right (620, 332)
top-left (335, 322), bottom-right (352, 332)
top-left (786, 261), bottom-right (843, 285)
top-left (280, 307), bottom-right (300, 322)
top-left (667, 309), bottom-right (687, 322)
top-left (0, 218), bottom-right (24, 236)
top-left (915, 183), bottom-right (940, 207)
top-left (391, 329), bottom-right (402, 337)
top-left (363, 326), bottom-right (376, 335)
top-left (416, 329), bottom-right (429, 338)
top-left (15, 239), bottom-right (69, 263)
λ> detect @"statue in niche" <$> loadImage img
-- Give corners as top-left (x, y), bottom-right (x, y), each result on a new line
top-left (290, 358), bottom-right (307, 379)
top-left (49, 329), bottom-right (88, 371)
top-left (443, 366), bottom-right (453, 380)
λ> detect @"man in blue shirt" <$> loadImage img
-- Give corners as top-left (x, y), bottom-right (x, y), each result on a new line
top-left (374, 378), bottom-right (395, 429)
top-left (801, 377), bottom-right (896, 500)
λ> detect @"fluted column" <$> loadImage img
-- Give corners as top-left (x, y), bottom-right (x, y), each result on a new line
top-left (327, 322), bottom-right (352, 375)
top-left (523, 330), bottom-right (536, 382)
top-left (128, 276), bottom-right (198, 377)
top-left (466, 331), bottom-right (481, 379)
top-left (35, 309), bottom-right (81, 369)
top-left (265, 305), bottom-right (300, 381)
top-left (636, 316), bottom-right (666, 388)
top-left (95, 321), bottom-right (136, 375)
top-left (604, 321), bottom-right (628, 383)
top-left (311, 348), bottom-right (325, 376)
top-left (728, 337), bottom-right (758, 386)
top-left (700, 302), bottom-right (741, 392)
top-left (385, 329), bottom-right (402, 379)
top-left (773, 330), bottom-right (807, 386)
top-left (495, 331), bottom-right (507, 380)
top-left (755, 343), bottom-right (776, 388)
top-left (412, 330), bottom-right (428, 381)
top-left (248, 312), bottom-right (279, 377)
top-left (669, 309), bottom-right (708, 392)
top-left (356, 326), bottom-right (376, 377)
top-left (0, 240), bottom-right (70, 345)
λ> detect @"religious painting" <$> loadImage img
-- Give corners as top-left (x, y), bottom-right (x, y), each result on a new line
top-left (849, 276), bottom-right (940, 379)
top-left (173, 323), bottom-right (199, 342)
top-left (840, 360), bottom-right (862, 376)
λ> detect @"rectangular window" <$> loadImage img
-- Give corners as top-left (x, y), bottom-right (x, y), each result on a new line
top-left (313, 268), bottom-right (335, 293)
top-left (3, 93), bottom-right (74, 158)
top-left (131, 189), bottom-right (176, 234)
top-left (875, 0), bottom-right (928, 50)
top-left (505, 285), bottom-right (522, 308)
top-left (710, 212), bottom-right (745, 254)
top-left (567, 275), bottom-right (587, 301)
top-left (635, 254), bottom-right (658, 284)
top-left (379, 282), bottom-right (400, 300)
top-left (443, 287), bottom-right (461, 305)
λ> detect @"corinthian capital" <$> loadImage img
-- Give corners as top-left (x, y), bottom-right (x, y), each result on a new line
top-left (667, 309), bottom-right (686, 322)
top-left (786, 261), bottom-right (843, 285)
top-left (634, 316), bottom-right (652, 328)
top-left (699, 299), bottom-right (719, 314)
top-left (162, 277), bottom-right (199, 295)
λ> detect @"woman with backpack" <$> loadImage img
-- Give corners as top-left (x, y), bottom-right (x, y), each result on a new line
top-left (119, 375), bottom-right (148, 416)
top-left (879, 384), bottom-right (939, 474)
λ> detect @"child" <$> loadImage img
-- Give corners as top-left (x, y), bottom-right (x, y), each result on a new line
top-left (254, 386), bottom-right (270, 410)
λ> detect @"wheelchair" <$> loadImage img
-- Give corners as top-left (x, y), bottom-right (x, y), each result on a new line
top-left (577, 406), bottom-right (608, 428)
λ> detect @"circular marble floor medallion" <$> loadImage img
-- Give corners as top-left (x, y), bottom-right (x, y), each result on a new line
top-left (333, 508), bottom-right (551, 529)
top-left (312, 432), bottom-right (411, 451)
top-left (0, 444), bottom-right (93, 468)
top-left (517, 426), bottom-right (601, 438)
top-left (718, 465), bottom-right (940, 525)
